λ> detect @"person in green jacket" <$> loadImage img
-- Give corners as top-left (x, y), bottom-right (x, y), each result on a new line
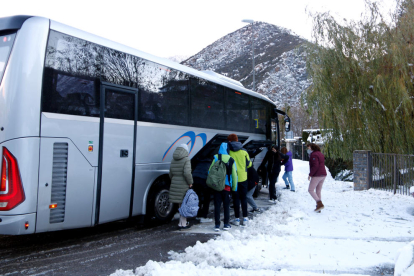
top-left (227, 133), bottom-right (252, 227)
top-left (169, 144), bottom-right (193, 229)
top-left (209, 142), bottom-right (238, 231)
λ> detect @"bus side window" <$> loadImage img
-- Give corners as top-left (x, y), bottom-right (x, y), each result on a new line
top-left (226, 88), bottom-right (250, 133)
top-left (190, 78), bottom-right (224, 130)
top-left (42, 69), bottom-right (100, 117)
top-left (138, 61), bottom-right (189, 126)
top-left (251, 97), bottom-right (267, 134)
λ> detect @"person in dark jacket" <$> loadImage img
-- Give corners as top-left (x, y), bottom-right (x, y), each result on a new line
top-left (192, 157), bottom-right (213, 223)
top-left (307, 143), bottom-right (327, 212)
top-left (259, 145), bottom-right (289, 203)
top-left (281, 147), bottom-right (295, 192)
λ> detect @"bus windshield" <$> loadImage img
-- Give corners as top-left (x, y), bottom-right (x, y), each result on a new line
top-left (0, 33), bottom-right (16, 84)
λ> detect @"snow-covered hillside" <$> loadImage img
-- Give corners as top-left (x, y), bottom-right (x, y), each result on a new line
top-left (182, 22), bottom-right (312, 107)
top-left (168, 55), bottom-right (190, 63)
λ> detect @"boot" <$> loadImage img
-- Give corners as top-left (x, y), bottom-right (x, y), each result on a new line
top-left (314, 201), bottom-right (324, 212)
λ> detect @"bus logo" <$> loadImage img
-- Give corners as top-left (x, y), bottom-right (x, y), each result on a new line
top-left (162, 131), bottom-right (207, 161)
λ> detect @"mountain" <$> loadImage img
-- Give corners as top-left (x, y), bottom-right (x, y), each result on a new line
top-left (181, 22), bottom-right (311, 107)
top-left (167, 55), bottom-right (190, 63)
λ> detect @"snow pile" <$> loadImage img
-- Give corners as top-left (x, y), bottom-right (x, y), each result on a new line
top-left (111, 160), bottom-right (414, 276)
top-left (394, 241), bottom-right (414, 276)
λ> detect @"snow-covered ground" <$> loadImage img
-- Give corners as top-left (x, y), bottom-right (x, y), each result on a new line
top-left (111, 160), bottom-right (414, 276)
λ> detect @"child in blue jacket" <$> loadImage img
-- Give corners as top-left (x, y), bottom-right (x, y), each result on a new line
top-left (209, 142), bottom-right (238, 231)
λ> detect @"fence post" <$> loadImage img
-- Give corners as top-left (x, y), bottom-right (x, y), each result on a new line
top-left (367, 151), bottom-right (372, 189)
top-left (393, 154), bottom-right (397, 194)
top-left (302, 144), bottom-right (304, 161)
top-left (353, 150), bottom-right (371, 191)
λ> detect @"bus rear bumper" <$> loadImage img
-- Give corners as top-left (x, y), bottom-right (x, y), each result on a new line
top-left (0, 213), bottom-right (36, 235)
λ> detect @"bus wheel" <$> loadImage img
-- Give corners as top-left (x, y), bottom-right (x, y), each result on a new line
top-left (147, 178), bottom-right (177, 223)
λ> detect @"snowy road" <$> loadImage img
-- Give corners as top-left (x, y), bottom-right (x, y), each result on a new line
top-left (0, 213), bottom-right (216, 275)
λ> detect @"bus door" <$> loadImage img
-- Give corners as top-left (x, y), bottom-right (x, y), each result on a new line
top-left (96, 83), bottom-right (137, 224)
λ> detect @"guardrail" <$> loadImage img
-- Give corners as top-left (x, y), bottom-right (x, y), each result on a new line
top-left (371, 153), bottom-right (414, 195)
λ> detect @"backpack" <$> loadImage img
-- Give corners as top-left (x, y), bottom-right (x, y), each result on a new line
top-left (206, 154), bottom-right (234, 191)
top-left (178, 189), bottom-right (199, 218)
top-left (247, 165), bottom-right (260, 191)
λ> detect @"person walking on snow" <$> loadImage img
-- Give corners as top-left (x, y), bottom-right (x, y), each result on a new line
top-left (169, 144), bottom-right (193, 229)
top-left (307, 143), bottom-right (327, 212)
top-left (227, 134), bottom-right (252, 227)
top-left (281, 147), bottom-right (295, 192)
top-left (209, 142), bottom-right (238, 231)
top-left (259, 145), bottom-right (289, 204)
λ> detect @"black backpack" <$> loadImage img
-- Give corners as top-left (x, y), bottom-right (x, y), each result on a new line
top-left (247, 165), bottom-right (260, 191)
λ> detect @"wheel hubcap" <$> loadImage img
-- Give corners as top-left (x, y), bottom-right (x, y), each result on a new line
top-left (155, 189), bottom-right (173, 218)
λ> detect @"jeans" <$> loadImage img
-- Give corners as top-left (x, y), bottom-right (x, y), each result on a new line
top-left (268, 171), bottom-right (279, 200)
top-left (282, 171), bottom-right (295, 191)
top-left (232, 181), bottom-right (248, 218)
top-left (246, 186), bottom-right (258, 209)
top-left (214, 190), bottom-right (231, 226)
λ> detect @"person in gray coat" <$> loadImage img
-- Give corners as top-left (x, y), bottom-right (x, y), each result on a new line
top-left (169, 144), bottom-right (193, 229)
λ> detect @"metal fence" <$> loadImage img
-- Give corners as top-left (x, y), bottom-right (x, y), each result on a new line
top-left (293, 144), bottom-right (309, 161)
top-left (371, 153), bottom-right (414, 195)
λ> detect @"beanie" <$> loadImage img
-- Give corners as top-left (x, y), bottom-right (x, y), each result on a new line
top-left (177, 143), bottom-right (189, 153)
top-left (227, 134), bottom-right (238, 142)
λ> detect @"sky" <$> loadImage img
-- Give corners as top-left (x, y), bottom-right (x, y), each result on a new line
top-left (0, 0), bottom-right (396, 58)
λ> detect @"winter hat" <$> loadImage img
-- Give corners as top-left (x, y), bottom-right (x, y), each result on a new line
top-left (227, 134), bottom-right (238, 142)
top-left (177, 143), bottom-right (189, 153)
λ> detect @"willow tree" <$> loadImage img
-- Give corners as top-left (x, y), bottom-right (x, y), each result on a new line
top-left (304, 0), bottom-right (414, 160)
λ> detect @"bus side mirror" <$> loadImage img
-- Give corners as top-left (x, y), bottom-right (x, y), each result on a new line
top-left (284, 116), bottom-right (291, 132)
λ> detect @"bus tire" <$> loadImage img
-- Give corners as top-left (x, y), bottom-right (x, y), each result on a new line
top-left (146, 177), bottom-right (177, 224)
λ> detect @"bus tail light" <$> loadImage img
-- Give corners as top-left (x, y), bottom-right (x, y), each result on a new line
top-left (0, 147), bottom-right (25, 211)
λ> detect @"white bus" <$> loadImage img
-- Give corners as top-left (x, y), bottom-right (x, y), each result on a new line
top-left (0, 15), bottom-right (281, 235)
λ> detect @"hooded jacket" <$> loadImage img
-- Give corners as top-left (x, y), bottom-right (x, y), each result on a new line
top-left (209, 143), bottom-right (238, 191)
top-left (169, 147), bottom-right (193, 204)
top-left (192, 158), bottom-right (212, 180)
top-left (228, 141), bottom-right (252, 182)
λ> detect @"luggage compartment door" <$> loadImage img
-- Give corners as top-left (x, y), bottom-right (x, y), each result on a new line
top-left (36, 138), bottom-right (95, 232)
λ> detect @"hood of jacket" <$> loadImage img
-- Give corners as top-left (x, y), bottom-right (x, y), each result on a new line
top-left (173, 147), bottom-right (188, 160)
top-left (228, 141), bottom-right (243, 152)
top-left (218, 142), bottom-right (230, 155)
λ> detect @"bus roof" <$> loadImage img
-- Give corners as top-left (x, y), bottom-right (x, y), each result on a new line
top-left (0, 15), bottom-right (32, 33)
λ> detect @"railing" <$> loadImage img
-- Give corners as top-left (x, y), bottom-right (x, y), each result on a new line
top-left (371, 153), bottom-right (414, 195)
top-left (283, 140), bottom-right (324, 161)
top-left (293, 144), bottom-right (309, 161)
